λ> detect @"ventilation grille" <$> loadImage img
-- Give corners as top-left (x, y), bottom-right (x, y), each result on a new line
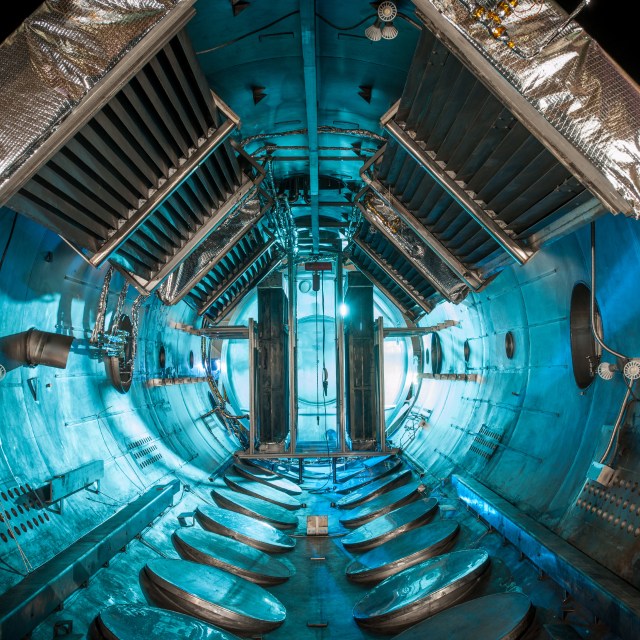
top-left (469, 425), bottom-right (503, 460)
top-left (0, 482), bottom-right (52, 546)
top-left (8, 30), bottom-right (263, 295)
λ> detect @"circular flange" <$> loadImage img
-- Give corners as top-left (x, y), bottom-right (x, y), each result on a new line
top-left (336, 458), bottom-right (403, 495)
top-left (346, 520), bottom-right (460, 584)
top-left (390, 592), bottom-right (534, 640)
top-left (223, 473), bottom-right (302, 510)
top-left (195, 505), bottom-right (296, 553)
top-left (212, 485), bottom-right (298, 530)
top-left (336, 469), bottom-right (412, 510)
top-left (232, 462), bottom-right (303, 496)
top-left (342, 498), bottom-right (438, 552)
top-left (172, 528), bottom-right (294, 585)
top-left (339, 483), bottom-right (424, 529)
top-left (140, 559), bottom-right (286, 635)
top-left (353, 549), bottom-right (490, 634)
top-left (90, 603), bottom-right (240, 640)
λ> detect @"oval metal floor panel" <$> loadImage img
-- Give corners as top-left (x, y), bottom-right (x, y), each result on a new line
top-left (212, 485), bottom-right (299, 530)
top-left (390, 592), bottom-right (534, 640)
top-left (233, 462), bottom-right (303, 496)
top-left (342, 498), bottom-right (439, 552)
top-left (196, 505), bottom-right (296, 553)
top-left (339, 483), bottom-right (424, 528)
top-left (346, 520), bottom-right (460, 584)
top-left (353, 549), bottom-right (490, 634)
top-left (336, 469), bottom-right (413, 509)
top-left (224, 472), bottom-right (302, 510)
top-left (336, 458), bottom-right (403, 495)
top-left (90, 603), bottom-right (241, 640)
top-left (172, 528), bottom-right (294, 585)
top-left (140, 559), bottom-right (287, 634)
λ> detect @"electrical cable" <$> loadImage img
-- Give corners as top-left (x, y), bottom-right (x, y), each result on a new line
top-left (599, 380), bottom-right (636, 465)
top-left (590, 222), bottom-right (630, 361)
top-left (196, 11), bottom-right (300, 55)
top-left (316, 13), bottom-right (375, 31)
top-left (0, 212), bottom-right (18, 275)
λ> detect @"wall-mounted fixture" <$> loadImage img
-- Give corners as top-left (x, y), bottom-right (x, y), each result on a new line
top-left (365, 1), bottom-right (399, 41)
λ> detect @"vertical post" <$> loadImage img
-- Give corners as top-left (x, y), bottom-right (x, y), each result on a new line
top-left (332, 457), bottom-right (337, 484)
top-left (335, 253), bottom-right (347, 453)
top-left (288, 254), bottom-right (297, 455)
top-left (248, 317), bottom-right (257, 454)
top-left (376, 316), bottom-right (387, 452)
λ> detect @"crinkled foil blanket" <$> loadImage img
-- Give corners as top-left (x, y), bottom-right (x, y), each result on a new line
top-left (0, 0), bottom-right (183, 192)
top-left (417, 0), bottom-right (640, 217)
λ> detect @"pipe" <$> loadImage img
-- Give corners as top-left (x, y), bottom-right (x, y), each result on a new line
top-left (599, 382), bottom-right (635, 465)
top-left (0, 329), bottom-right (74, 371)
top-left (590, 221), bottom-right (630, 361)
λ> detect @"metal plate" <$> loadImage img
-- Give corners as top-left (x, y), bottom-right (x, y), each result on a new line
top-left (390, 592), bottom-right (534, 640)
top-left (90, 603), bottom-right (241, 640)
top-left (336, 469), bottom-right (413, 509)
top-left (346, 520), bottom-right (460, 584)
top-left (339, 484), bottom-right (425, 529)
top-left (233, 462), bottom-right (303, 496)
top-left (140, 559), bottom-right (286, 634)
top-left (212, 485), bottom-right (299, 530)
top-left (336, 458), bottom-right (403, 495)
top-left (342, 498), bottom-right (439, 552)
top-left (195, 505), bottom-right (296, 553)
top-left (353, 549), bottom-right (491, 634)
top-left (223, 472), bottom-right (302, 510)
top-left (172, 528), bottom-right (294, 585)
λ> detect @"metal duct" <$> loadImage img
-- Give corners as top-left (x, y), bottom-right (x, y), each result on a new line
top-left (0, 0), bottom-right (195, 202)
top-left (0, 329), bottom-right (74, 371)
top-left (412, 0), bottom-right (640, 218)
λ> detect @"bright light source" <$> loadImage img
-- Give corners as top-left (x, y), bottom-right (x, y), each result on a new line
top-left (365, 21), bottom-right (382, 41)
top-left (339, 303), bottom-right (348, 317)
top-left (381, 22), bottom-right (398, 40)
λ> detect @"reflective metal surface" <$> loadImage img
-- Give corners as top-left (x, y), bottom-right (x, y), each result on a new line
top-left (353, 549), bottom-right (490, 633)
top-left (346, 520), bottom-right (460, 584)
top-left (212, 486), bottom-right (298, 530)
top-left (390, 592), bottom-right (534, 640)
top-left (90, 603), bottom-right (241, 640)
top-left (172, 528), bottom-right (294, 585)
top-left (336, 469), bottom-right (412, 509)
top-left (339, 484), bottom-right (424, 528)
top-left (195, 505), bottom-right (296, 553)
top-left (140, 558), bottom-right (286, 634)
top-left (336, 458), bottom-right (404, 495)
top-left (342, 498), bottom-right (439, 552)
top-left (223, 472), bottom-right (302, 510)
top-left (232, 462), bottom-right (303, 496)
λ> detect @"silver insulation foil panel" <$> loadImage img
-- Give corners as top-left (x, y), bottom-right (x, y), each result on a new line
top-left (414, 0), bottom-right (640, 217)
top-left (0, 0), bottom-right (191, 195)
top-left (357, 193), bottom-right (469, 303)
top-left (158, 196), bottom-right (270, 305)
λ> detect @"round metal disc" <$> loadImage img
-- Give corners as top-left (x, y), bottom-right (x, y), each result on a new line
top-left (172, 528), bottom-right (294, 585)
top-left (224, 472), bottom-right (302, 510)
top-left (336, 469), bottom-right (413, 509)
top-left (342, 498), bottom-right (439, 552)
top-left (195, 505), bottom-right (296, 553)
top-left (390, 592), bottom-right (534, 640)
top-left (346, 520), bottom-right (460, 584)
top-left (353, 549), bottom-right (491, 634)
top-left (141, 559), bottom-right (287, 634)
top-left (339, 484), bottom-right (424, 528)
top-left (90, 604), bottom-right (240, 640)
top-left (212, 485), bottom-right (299, 530)
top-left (336, 458), bottom-right (403, 495)
top-left (233, 462), bottom-right (303, 496)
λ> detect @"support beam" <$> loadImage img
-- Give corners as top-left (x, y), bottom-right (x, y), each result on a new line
top-left (453, 475), bottom-right (640, 640)
top-left (287, 254), bottom-right (298, 455)
top-left (299, 0), bottom-right (320, 253)
top-left (382, 116), bottom-right (532, 265)
top-left (0, 481), bottom-right (180, 640)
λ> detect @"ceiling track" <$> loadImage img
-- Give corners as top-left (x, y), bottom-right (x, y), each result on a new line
top-left (8, 29), bottom-right (263, 296)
